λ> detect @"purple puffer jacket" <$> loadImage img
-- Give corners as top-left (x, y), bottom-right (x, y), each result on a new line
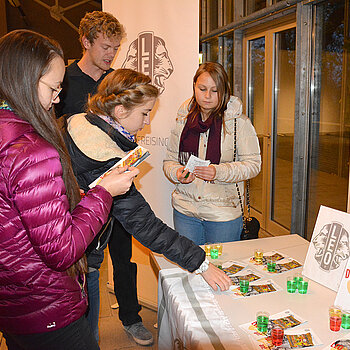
top-left (0, 109), bottom-right (113, 334)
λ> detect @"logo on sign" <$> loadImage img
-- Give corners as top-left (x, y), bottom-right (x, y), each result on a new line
top-left (312, 222), bottom-right (350, 271)
top-left (122, 31), bottom-right (174, 94)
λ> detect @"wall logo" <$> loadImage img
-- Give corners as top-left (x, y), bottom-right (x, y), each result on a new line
top-left (122, 31), bottom-right (174, 94)
top-left (312, 222), bottom-right (350, 271)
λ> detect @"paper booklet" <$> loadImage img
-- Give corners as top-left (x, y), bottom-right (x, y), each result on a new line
top-left (89, 146), bottom-right (150, 188)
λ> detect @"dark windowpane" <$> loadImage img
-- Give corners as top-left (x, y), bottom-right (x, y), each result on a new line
top-left (306, 0), bottom-right (349, 239)
top-left (245, 0), bottom-right (266, 16)
top-left (209, 0), bottom-right (219, 31)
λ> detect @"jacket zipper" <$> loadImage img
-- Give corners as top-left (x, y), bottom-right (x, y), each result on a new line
top-left (95, 217), bottom-right (112, 250)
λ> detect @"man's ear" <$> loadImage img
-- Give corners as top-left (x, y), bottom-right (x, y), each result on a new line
top-left (82, 36), bottom-right (91, 50)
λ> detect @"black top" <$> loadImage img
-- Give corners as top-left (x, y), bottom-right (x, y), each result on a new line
top-left (63, 114), bottom-right (206, 272)
top-left (55, 60), bottom-right (113, 117)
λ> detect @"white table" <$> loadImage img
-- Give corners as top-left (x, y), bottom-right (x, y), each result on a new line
top-left (151, 235), bottom-right (350, 349)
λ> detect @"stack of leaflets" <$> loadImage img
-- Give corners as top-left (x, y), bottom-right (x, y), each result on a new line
top-left (240, 310), bottom-right (322, 349)
top-left (215, 260), bottom-right (281, 298)
top-left (247, 250), bottom-right (302, 274)
top-left (89, 145), bottom-right (150, 188)
top-left (215, 261), bottom-right (262, 287)
top-left (230, 279), bottom-right (282, 298)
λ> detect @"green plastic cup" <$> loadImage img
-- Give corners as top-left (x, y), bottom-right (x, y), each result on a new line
top-left (287, 276), bottom-right (297, 293)
top-left (294, 273), bottom-right (303, 289)
top-left (210, 248), bottom-right (219, 259)
top-left (298, 278), bottom-right (308, 294)
top-left (239, 276), bottom-right (249, 294)
top-left (341, 311), bottom-right (350, 329)
top-left (256, 311), bottom-right (269, 333)
top-left (267, 257), bottom-right (276, 272)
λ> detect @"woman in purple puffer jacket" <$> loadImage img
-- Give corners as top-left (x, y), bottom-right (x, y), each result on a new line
top-left (0, 30), bottom-right (138, 350)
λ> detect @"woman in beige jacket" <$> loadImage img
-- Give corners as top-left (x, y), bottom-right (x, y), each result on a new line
top-left (163, 62), bottom-right (261, 245)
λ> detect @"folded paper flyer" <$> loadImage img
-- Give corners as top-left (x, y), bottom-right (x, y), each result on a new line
top-left (89, 146), bottom-right (150, 188)
top-left (185, 154), bottom-right (210, 173)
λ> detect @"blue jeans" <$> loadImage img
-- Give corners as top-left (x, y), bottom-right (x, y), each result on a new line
top-left (86, 270), bottom-right (100, 342)
top-left (173, 209), bottom-right (243, 245)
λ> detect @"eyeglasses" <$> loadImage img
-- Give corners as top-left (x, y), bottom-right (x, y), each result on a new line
top-left (40, 80), bottom-right (62, 101)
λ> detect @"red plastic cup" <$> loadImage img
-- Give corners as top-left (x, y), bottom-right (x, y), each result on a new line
top-left (329, 306), bottom-right (342, 332)
top-left (271, 325), bottom-right (284, 346)
top-left (330, 316), bottom-right (342, 332)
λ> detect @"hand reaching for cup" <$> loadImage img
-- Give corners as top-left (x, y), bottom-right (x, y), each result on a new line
top-left (200, 263), bottom-right (231, 291)
top-left (98, 165), bottom-right (139, 197)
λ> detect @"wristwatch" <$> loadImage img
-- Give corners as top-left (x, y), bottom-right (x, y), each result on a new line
top-left (195, 258), bottom-right (210, 274)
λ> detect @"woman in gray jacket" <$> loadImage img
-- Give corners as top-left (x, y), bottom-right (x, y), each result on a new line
top-left (163, 62), bottom-right (261, 245)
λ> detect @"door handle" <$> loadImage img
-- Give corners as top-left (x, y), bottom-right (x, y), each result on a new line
top-left (259, 133), bottom-right (271, 139)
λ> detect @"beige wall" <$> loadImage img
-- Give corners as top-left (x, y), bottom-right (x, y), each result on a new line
top-left (103, 0), bottom-right (199, 308)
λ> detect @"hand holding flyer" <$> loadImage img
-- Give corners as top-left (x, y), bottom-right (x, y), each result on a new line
top-left (89, 146), bottom-right (150, 188)
top-left (185, 154), bottom-right (210, 173)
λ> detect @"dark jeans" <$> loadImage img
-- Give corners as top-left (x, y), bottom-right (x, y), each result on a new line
top-left (108, 219), bottom-right (142, 326)
top-left (3, 316), bottom-right (99, 350)
top-left (86, 270), bottom-right (100, 342)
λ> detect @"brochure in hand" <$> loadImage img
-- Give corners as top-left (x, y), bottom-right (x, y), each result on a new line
top-left (185, 154), bottom-right (210, 173)
top-left (89, 145), bottom-right (150, 188)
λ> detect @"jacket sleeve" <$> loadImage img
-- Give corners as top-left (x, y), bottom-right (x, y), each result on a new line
top-left (7, 136), bottom-right (113, 271)
top-left (214, 115), bottom-right (261, 183)
top-left (111, 184), bottom-right (205, 272)
top-left (163, 100), bottom-right (189, 183)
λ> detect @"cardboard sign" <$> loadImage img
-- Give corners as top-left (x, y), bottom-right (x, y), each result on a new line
top-left (302, 206), bottom-right (350, 292)
top-left (335, 259), bottom-right (350, 310)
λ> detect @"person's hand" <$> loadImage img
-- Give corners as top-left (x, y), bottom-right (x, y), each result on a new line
top-left (98, 165), bottom-right (139, 197)
top-left (200, 263), bottom-right (231, 291)
top-left (193, 165), bottom-right (216, 181)
top-left (176, 166), bottom-right (195, 184)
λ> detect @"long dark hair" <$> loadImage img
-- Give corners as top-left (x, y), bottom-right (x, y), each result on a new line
top-left (187, 62), bottom-right (231, 123)
top-left (0, 30), bottom-right (85, 276)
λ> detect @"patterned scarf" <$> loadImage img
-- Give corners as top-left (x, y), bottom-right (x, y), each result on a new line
top-left (0, 100), bottom-right (12, 111)
top-left (97, 114), bottom-right (136, 142)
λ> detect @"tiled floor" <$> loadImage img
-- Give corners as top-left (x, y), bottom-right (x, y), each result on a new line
top-left (0, 258), bottom-right (158, 350)
top-left (97, 259), bottom-right (158, 350)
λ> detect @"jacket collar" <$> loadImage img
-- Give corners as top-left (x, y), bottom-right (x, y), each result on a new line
top-left (85, 113), bottom-right (138, 152)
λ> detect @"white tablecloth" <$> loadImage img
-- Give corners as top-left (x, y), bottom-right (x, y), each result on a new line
top-left (158, 268), bottom-right (246, 350)
top-left (152, 235), bottom-right (350, 349)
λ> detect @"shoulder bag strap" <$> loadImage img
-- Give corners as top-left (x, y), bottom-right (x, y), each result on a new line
top-left (233, 119), bottom-right (252, 232)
